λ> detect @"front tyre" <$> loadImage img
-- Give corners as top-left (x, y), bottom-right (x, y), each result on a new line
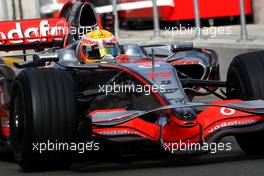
top-left (10, 68), bottom-right (78, 171)
top-left (227, 51), bottom-right (264, 155)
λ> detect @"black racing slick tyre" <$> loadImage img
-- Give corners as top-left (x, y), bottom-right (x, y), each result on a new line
top-left (9, 68), bottom-right (78, 171)
top-left (227, 51), bottom-right (264, 155)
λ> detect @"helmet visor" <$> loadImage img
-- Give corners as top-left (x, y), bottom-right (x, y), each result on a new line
top-left (83, 43), bottom-right (119, 60)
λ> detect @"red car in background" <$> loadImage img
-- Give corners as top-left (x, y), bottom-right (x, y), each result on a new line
top-left (119, 0), bottom-right (252, 23)
top-left (40, 0), bottom-right (72, 17)
top-left (41, 0), bottom-right (253, 27)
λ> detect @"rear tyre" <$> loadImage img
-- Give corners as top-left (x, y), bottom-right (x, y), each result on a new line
top-left (227, 51), bottom-right (264, 155)
top-left (10, 68), bottom-right (78, 171)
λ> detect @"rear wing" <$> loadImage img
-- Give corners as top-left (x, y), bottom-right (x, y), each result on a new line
top-left (0, 18), bottom-right (68, 51)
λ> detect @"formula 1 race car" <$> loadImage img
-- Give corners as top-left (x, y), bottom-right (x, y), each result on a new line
top-left (1, 0), bottom-right (264, 173)
top-left (1, 38), bottom-right (264, 171)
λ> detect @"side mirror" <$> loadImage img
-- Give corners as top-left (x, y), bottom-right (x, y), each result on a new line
top-left (100, 13), bottom-right (115, 33)
top-left (170, 42), bottom-right (193, 53)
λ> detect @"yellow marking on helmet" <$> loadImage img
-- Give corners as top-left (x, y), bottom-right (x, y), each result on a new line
top-left (86, 29), bottom-right (112, 39)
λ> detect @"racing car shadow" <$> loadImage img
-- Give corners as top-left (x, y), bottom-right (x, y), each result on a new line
top-left (0, 151), bottom-right (15, 163)
top-left (71, 137), bottom-right (264, 173)
top-left (71, 152), bottom-right (264, 173)
top-left (0, 137), bottom-right (263, 172)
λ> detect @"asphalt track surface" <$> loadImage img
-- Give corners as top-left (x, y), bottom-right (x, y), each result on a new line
top-left (0, 137), bottom-right (264, 176)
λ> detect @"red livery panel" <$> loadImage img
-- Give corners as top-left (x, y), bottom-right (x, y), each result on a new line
top-left (0, 18), bottom-right (67, 50)
top-left (119, 0), bottom-right (252, 21)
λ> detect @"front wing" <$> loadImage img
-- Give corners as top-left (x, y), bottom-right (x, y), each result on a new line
top-left (91, 100), bottom-right (264, 153)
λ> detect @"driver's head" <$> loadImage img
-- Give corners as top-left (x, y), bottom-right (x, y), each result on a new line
top-left (77, 29), bottom-right (119, 64)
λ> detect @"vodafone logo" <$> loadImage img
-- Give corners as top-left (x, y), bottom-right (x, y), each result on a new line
top-left (0, 19), bottom-right (64, 45)
top-left (208, 119), bottom-right (257, 133)
top-left (220, 107), bottom-right (236, 116)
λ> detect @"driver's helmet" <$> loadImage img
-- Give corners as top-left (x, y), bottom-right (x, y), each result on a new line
top-left (77, 29), bottom-right (119, 64)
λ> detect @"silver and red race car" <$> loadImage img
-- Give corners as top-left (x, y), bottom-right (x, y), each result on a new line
top-left (0, 0), bottom-right (264, 172)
